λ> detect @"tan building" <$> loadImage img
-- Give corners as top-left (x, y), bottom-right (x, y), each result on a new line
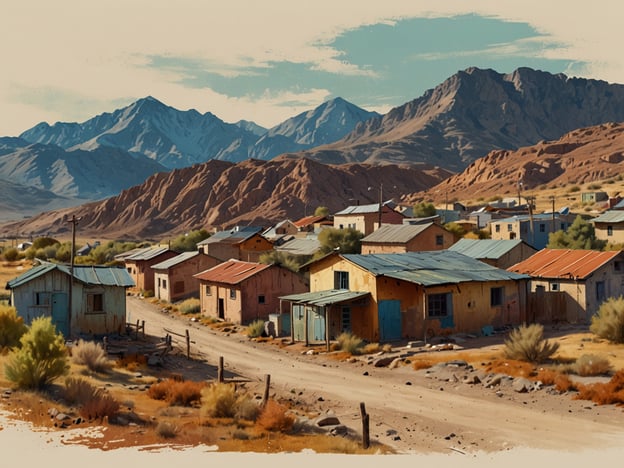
top-left (361, 223), bottom-right (456, 254)
top-left (282, 251), bottom-right (528, 345)
top-left (592, 210), bottom-right (624, 244)
top-left (123, 247), bottom-right (178, 294)
top-left (195, 259), bottom-right (308, 325)
top-left (509, 249), bottom-right (624, 323)
top-left (333, 202), bottom-right (405, 236)
top-left (197, 226), bottom-right (273, 262)
top-left (489, 212), bottom-right (576, 249)
top-left (152, 251), bottom-right (220, 302)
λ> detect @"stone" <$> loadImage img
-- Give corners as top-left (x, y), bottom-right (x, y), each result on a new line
top-left (373, 356), bottom-right (396, 367)
top-left (315, 414), bottom-right (341, 427)
top-left (330, 425), bottom-right (348, 436)
top-left (512, 377), bottom-right (534, 393)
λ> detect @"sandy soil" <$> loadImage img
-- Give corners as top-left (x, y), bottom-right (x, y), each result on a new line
top-left (2, 294), bottom-right (624, 460)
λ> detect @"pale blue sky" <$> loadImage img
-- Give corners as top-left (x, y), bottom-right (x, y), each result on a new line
top-left (1, 1), bottom-right (621, 136)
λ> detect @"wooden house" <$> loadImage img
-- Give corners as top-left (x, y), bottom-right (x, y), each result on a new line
top-left (293, 215), bottom-right (331, 233)
top-left (196, 226), bottom-right (273, 262)
top-left (5, 262), bottom-right (134, 337)
top-left (489, 212), bottom-right (576, 249)
top-left (152, 251), bottom-right (220, 302)
top-left (508, 249), bottom-right (624, 323)
top-left (281, 251), bottom-right (528, 346)
top-left (361, 223), bottom-right (456, 254)
top-left (333, 202), bottom-right (405, 236)
top-left (194, 259), bottom-right (308, 325)
top-left (448, 239), bottom-right (538, 269)
top-left (123, 246), bottom-right (178, 294)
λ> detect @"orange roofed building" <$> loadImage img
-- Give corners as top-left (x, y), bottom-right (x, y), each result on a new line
top-left (194, 259), bottom-right (308, 325)
top-left (508, 248), bottom-right (624, 323)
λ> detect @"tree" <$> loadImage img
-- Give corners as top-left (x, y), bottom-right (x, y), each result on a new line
top-left (316, 227), bottom-right (363, 257)
top-left (547, 215), bottom-right (606, 250)
top-left (4, 316), bottom-right (69, 389)
top-left (170, 229), bottom-right (211, 252)
top-left (314, 206), bottom-right (330, 217)
top-left (444, 222), bottom-right (466, 239)
top-left (413, 202), bottom-right (436, 218)
top-left (259, 250), bottom-right (310, 273)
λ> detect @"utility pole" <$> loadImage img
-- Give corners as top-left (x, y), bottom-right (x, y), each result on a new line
top-left (549, 195), bottom-right (556, 234)
top-left (64, 215), bottom-right (80, 339)
top-left (378, 183), bottom-right (383, 229)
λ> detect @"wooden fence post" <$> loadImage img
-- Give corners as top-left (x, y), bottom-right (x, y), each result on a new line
top-left (141, 320), bottom-right (145, 338)
top-left (360, 402), bottom-right (370, 449)
top-left (262, 374), bottom-right (271, 407)
top-left (218, 356), bottom-right (224, 383)
top-left (135, 319), bottom-right (139, 340)
top-left (185, 329), bottom-right (190, 359)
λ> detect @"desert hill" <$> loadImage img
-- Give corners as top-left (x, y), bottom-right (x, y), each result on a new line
top-left (405, 121), bottom-right (624, 207)
top-left (0, 157), bottom-right (451, 240)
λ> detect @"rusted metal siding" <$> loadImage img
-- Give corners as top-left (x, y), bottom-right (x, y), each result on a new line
top-left (154, 255), bottom-right (219, 302)
top-left (509, 249), bottom-right (624, 280)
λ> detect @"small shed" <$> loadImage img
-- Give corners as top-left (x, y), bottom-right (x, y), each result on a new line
top-left (6, 262), bottom-right (135, 337)
top-left (151, 251), bottom-right (219, 302)
top-left (448, 238), bottom-right (537, 269)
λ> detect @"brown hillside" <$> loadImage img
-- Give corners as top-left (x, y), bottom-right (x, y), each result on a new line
top-left (405, 121), bottom-right (624, 207)
top-left (0, 157), bottom-right (451, 241)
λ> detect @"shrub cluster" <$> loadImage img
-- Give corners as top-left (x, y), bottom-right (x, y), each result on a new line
top-left (256, 399), bottom-right (295, 432)
top-left (71, 339), bottom-right (112, 373)
top-left (590, 296), bottom-right (624, 343)
top-left (336, 332), bottom-right (364, 355)
top-left (504, 323), bottom-right (559, 363)
top-left (200, 382), bottom-right (260, 421)
top-left (0, 304), bottom-right (27, 350)
top-left (63, 376), bottom-right (120, 421)
top-left (178, 298), bottom-right (201, 315)
top-left (147, 378), bottom-right (205, 406)
top-left (575, 370), bottom-right (624, 405)
top-left (246, 319), bottom-right (265, 339)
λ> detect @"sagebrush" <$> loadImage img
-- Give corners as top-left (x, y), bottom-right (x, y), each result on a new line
top-left (504, 323), bottom-right (559, 363)
top-left (200, 382), bottom-right (259, 420)
top-left (147, 378), bottom-right (205, 406)
top-left (257, 399), bottom-right (295, 432)
top-left (590, 296), bottom-right (624, 343)
top-left (336, 332), bottom-right (363, 355)
top-left (178, 298), bottom-right (201, 315)
top-left (246, 319), bottom-right (265, 339)
top-left (0, 304), bottom-right (27, 350)
top-left (71, 339), bottom-right (112, 373)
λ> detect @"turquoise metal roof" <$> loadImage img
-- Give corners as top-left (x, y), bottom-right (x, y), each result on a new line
top-left (6, 263), bottom-right (135, 289)
top-left (591, 210), bottom-right (624, 223)
top-left (448, 238), bottom-right (524, 259)
top-left (151, 251), bottom-right (199, 270)
top-left (280, 289), bottom-right (370, 306)
top-left (342, 251), bottom-right (528, 287)
top-left (125, 246), bottom-right (172, 261)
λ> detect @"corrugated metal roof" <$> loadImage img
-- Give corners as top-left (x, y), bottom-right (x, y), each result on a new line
top-left (591, 210), bottom-right (624, 223)
top-left (508, 249), bottom-right (623, 279)
top-left (275, 237), bottom-right (321, 256)
top-left (194, 259), bottom-right (271, 284)
top-left (197, 226), bottom-right (263, 245)
top-left (361, 223), bottom-right (433, 243)
top-left (7, 263), bottom-right (135, 289)
top-left (341, 251), bottom-right (528, 287)
top-left (125, 246), bottom-right (172, 261)
top-left (280, 289), bottom-right (369, 306)
top-left (448, 238), bottom-right (524, 259)
top-left (293, 215), bottom-right (326, 228)
top-left (614, 199), bottom-right (624, 209)
top-left (335, 202), bottom-right (381, 215)
top-left (493, 213), bottom-right (568, 223)
top-left (151, 251), bottom-right (199, 270)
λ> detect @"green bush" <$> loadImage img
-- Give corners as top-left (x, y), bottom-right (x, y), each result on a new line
top-left (0, 304), bottom-right (27, 350)
top-left (504, 323), bottom-right (559, 363)
top-left (71, 339), bottom-right (112, 373)
top-left (590, 296), bottom-right (624, 343)
top-left (246, 319), bottom-right (265, 338)
top-left (4, 316), bottom-right (69, 389)
top-left (336, 332), bottom-right (364, 355)
top-left (200, 382), bottom-right (257, 419)
top-left (3, 247), bottom-right (19, 262)
top-left (573, 354), bottom-right (612, 376)
top-left (178, 298), bottom-right (201, 315)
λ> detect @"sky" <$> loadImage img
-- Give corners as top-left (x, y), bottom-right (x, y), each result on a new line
top-left (1, 1), bottom-right (623, 137)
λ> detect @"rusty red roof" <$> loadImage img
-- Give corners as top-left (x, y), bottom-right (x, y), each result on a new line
top-left (293, 215), bottom-right (327, 228)
top-left (508, 249), bottom-right (623, 280)
top-left (194, 259), bottom-right (271, 284)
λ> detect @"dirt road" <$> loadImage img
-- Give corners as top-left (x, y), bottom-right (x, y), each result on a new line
top-left (127, 296), bottom-right (624, 454)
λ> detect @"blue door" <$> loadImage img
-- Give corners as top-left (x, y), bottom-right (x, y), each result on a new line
top-left (378, 300), bottom-right (401, 342)
top-left (307, 308), bottom-right (326, 342)
top-left (51, 293), bottom-right (69, 337)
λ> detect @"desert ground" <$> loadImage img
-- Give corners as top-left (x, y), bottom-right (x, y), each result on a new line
top-left (2, 294), bottom-right (624, 466)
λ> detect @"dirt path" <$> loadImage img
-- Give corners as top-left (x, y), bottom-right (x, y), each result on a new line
top-left (127, 296), bottom-right (624, 454)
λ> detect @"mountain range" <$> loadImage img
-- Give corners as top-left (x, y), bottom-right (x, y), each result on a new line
top-left (3, 66), bottom-right (624, 236)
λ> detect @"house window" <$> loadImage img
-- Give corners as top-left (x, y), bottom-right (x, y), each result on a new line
top-left (334, 271), bottom-right (349, 290)
top-left (495, 224), bottom-right (500, 233)
top-left (162, 279), bottom-right (167, 289)
top-left (490, 287), bottom-right (504, 307)
top-left (596, 281), bottom-right (606, 304)
top-left (205, 285), bottom-right (212, 296)
top-left (435, 235), bottom-right (443, 246)
top-left (539, 223), bottom-right (546, 233)
top-left (507, 224), bottom-right (513, 232)
top-left (615, 261), bottom-right (623, 272)
top-left (427, 293), bottom-right (451, 317)
top-left (35, 292), bottom-right (50, 306)
top-left (607, 226), bottom-right (613, 236)
top-left (86, 293), bottom-right (104, 314)
top-left (560, 223), bottom-right (566, 231)
top-left (341, 306), bottom-right (351, 332)
top-left (258, 295), bottom-right (265, 304)
top-left (550, 283), bottom-right (559, 291)
top-left (230, 289), bottom-right (236, 299)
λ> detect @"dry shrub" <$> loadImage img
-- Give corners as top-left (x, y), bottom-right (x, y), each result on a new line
top-left (201, 382), bottom-right (238, 418)
top-left (178, 298), bottom-right (200, 315)
top-left (590, 296), bottom-right (624, 343)
top-left (116, 353), bottom-right (147, 371)
top-left (63, 376), bottom-right (99, 405)
top-left (412, 359), bottom-right (435, 371)
top-left (504, 323), bottom-right (559, 363)
top-left (235, 396), bottom-right (261, 422)
top-left (572, 354), bottom-right (612, 376)
top-left (575, 369), bottom-right (624, 405)
top-left (361, 342), bottom-right (381, 354)
top-left (336, 332), bottom-right (363, 355)
top-left (246, 319), bottom-right (265, 338)
top-left (484, 359), bottom-right (536, 378)
top-left (155, 421), bottom-right (177, 439)
top-left (554, 373), bottom-right (576, 393)
top-left (80, 391), bottom-right (120, 421)
top-left (257, 399), bottom-right (294, 433)
top-left (71, 339), bottom-right (112, 373)
top-left (534, 368), bottom-right (559, 385)
top-left (147, 378), bottom-right (205, 406)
